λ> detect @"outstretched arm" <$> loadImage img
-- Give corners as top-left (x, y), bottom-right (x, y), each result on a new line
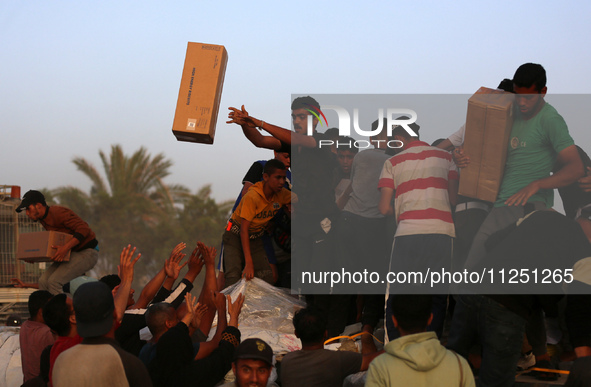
top-left (194, 291), bottom-right (229, 360)
top-left (228, 106), bottom-right (283, 150)
top-left (132, 242), bottom-right (187, 309)
top-left (195, 242), bottom-right (218, 335)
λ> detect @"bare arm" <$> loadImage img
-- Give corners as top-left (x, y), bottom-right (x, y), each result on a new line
top-left (132, 242), bottom-right (187, 309)
top-left (435, 138), bottom-right (455, 151)
top-left (114, 245), bottom-right (141, 322)
top-left (228, 106), bottom-right (283, 150)
top-left (196, 242), bottom-right (218, 335)
top-left (578, 166), bottom-right (591, 192)
top-left (505, 144), bottom-right (584, 206)
top-left (194, 291), bottom-right (228, 360)
top-left (379, 187), bottom-right (394, 216)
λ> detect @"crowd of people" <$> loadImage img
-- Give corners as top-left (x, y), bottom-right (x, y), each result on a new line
top-left (11, 61), bottom-right (591, 386)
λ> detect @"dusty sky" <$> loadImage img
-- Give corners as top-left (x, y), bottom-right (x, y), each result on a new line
top-left (2, 0), bottom-right (590, 208)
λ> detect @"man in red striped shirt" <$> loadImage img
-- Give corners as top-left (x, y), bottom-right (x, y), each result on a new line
top-left (378, 119), bottom-right (458, 341)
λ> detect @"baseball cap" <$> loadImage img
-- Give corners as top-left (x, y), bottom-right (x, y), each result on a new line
top-left (73, 281), bottom-right (115, 338)
top-left (234, 338), bottom-right (273, 366)
top-left (15, 190), bottom-right (46, 213)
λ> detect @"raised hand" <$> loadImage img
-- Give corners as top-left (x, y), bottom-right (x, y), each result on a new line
top-left (118, 245), bottom-right (141, 283)
top-left (227, 293), bottom-right (245, 327)
top-left (227, 105), bottom-right (255, 127)
top-left (212, 290), bottom-right (227, 313)
top-left (197, 242), bottom-right (216, 267)
top-left (165, 242), bottom-right (187, 280)
top-left (191, 303), bottom-right (208, 329)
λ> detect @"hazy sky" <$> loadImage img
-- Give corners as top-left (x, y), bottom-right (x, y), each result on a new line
top-left (2, 1), bottom-right (591, 206)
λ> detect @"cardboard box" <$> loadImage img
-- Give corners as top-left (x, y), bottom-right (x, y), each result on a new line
top-left (458, 87), bottom-right (514, 203)
top-left (16, 231), bottom-right (73, 262)
top-left (172, 42), bottom-right (228, 144)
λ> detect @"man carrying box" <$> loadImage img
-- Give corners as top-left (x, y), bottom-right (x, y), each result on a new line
top-left (463, 63), bottom-right (584, 271)
top-left (222, 159), bottom-right (294, 286)
top-left (16, 190), bottom-right (98, 294)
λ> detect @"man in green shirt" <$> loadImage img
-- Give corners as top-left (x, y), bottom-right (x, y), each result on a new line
top-left (464, 63), bottom-right (583, 271)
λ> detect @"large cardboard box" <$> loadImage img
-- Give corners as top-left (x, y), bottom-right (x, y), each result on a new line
top-left (172, 42), bottom-right (228, 144)
top-left (16, 231), bottom-right (73, 262)
top-left (458, 87), bottom-right (514, 203)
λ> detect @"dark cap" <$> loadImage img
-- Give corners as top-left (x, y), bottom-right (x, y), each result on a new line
top-left (73, 281), bottom-right (114, 338)
top-left (234, 338), bottom-right (273, 366)
top-left (15, 190), bottom-right (46, 213)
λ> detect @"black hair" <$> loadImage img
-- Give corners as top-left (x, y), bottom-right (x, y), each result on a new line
top-left (263, 159), bottom-right (286, 176)
top-left (513, 63), bottom-right (546, 92)
top-left (391, 116), bottom-right (420, 140)
top-left (336, 136), bottom-right (359, 153)
top-left (293, 306), bottom-right (327, 344)
top-left (291, 96), bottom-right (320, 111)
top-left (497, 78), bottom-right (514, 93)
top-left (431, 138), bottom-right (447, 147)
top-left (28, 290), bottom-right (53, 319)
top-left (99, 274), bottom-right (121, 290)
top-left (324, 128), bottom-right (340, 140)
top-left (43, 294), bottom-right (72, 336)
top-left (389, 294), bottom-right (432, 334)
top-left (145, 302), bottom-right (176, 337)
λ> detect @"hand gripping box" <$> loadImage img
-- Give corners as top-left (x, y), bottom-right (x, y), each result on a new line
top-left (16, 231), bottom-right (73, 262)
top-left (172, 42), bottom-right (228, 144)
top-left (458, 87), bottom-right (515, 203)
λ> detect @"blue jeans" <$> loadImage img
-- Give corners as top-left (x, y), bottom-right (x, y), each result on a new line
top-left (447, 295), bottom-right (526, 387)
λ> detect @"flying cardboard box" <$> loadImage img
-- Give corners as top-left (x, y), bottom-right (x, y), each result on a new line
top-left (458, 87), bottom-right (514, 203)
top-left (16, 231), bottom-right (73, 262)
top-left (172, 42), bottom-right (228, 144)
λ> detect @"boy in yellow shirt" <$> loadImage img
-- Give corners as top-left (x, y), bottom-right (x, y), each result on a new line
top-left (222, 159), bottom-right (295, 286)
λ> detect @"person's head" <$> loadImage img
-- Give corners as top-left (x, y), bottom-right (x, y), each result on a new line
top-left (336, 136), bottom-right (358, 176)
top-left (291, 96), bottom-right (320, 135)
top-left (99, 274), bottom-right (121, 290)
top-left (15, 190), bottom-right (47, 220)
top-left (232, 338), bottom-right (274, 387)
top-left (389, 295), bottom-right (433, 336)
top-left (431, 138), bottom-right (447, 147)
top-left (28, 290), bottom-right (53, 322)
top-left (43, 294), bottom-right (76, 337)
top-left (62, 276), bottom-right (98, 296)
top-left (513, 63), bottom-right (546, 93)
top-left (497, 78), bottom-right (514, 93)
top-left (293, 306), bottom-right (327, 345)
top-left (273, 150), bottom-right (291, 169)
top-left (73, 281), bottom-right (115, 338)
top-left (513, 63), bottom-right (547, 118)
top-left (263, 159), bottom-right (287, 194)
top-left (391, 116), bottom-right (420, 149)
top-left (145, 302), bottom-right (177, 340)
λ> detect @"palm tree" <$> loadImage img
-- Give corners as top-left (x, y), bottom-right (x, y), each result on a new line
top-left (52, 145), bottom-right (189, 280)
top-left (50, 145), bottom-right (230, 286)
